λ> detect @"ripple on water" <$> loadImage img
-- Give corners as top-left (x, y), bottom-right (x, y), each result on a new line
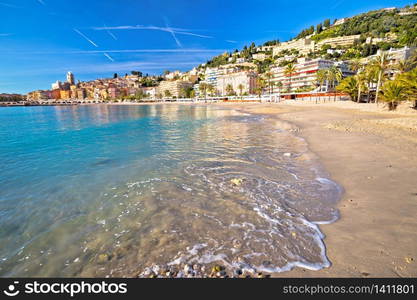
top-left (0, 105), bottom-right (342, 277)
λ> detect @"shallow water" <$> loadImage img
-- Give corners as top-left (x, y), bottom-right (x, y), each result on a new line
top-left (0, 104), bottom-right (341, 277)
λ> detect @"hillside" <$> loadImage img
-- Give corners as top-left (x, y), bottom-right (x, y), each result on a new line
top-left (201, 4), bottom-right (417, 71)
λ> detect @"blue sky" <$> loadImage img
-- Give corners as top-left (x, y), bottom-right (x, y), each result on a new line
top-left (0, 0), bottom-right (414, 94)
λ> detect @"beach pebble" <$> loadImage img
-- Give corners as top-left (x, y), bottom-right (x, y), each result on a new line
top-left (184, 264), bottom-right (193, 274)
top-left (176, 271), bottom-right (184, 278)
top-left (405, 257), bottom-right (414, 264)
top-left (97, 254), bottom-right (110, 263)
top-left (212, 265), bottom-right (223, 273)
top-left (230, 178), bottom-right (244, 186)
top-left (142, 267), bottom-right (153, 277)
top-left (216, 271), bottom-right (226, 277)
top-left (232, 239), bottom-right (242, 248)
top-left (283, 153), bottom-right (292, 157)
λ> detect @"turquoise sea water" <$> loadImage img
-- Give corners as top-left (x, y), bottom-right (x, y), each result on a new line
top-left (0, 104), bottom-right (341, 277)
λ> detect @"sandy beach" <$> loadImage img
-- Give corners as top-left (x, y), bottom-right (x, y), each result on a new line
top-left (225, 101), bottom-right (417, 278)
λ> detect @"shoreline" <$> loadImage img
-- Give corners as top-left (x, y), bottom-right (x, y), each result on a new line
top-left (231, 102), bottom-right (417, 277)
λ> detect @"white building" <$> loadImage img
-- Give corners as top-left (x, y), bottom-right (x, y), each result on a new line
top-left (67, 72), bottom-right (75, 85)
top-left (142, 87), bottom-right (157, 99)
top-left (272, 37), bottom-right (316, 56)
top-left (217, 71), bottom-right (258, 96)
top-left (253, 53), bottom-right (268, 61)
top-left (201, 67), bottom-right (225, 90)
top-left (270, 58), bottom-right (354, 93)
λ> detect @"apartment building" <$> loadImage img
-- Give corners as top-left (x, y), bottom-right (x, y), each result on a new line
top-left (252, 53), bottom-right (268, 61)
top-left (270, 58), bottom-right (354, 93)
top-left (217, 71), bottom-right (258, 96)
top-left (157, 80), bottom-right (194, 98)
top-left (333, 18), bottom-right (348, 26)
top-left (316, 35), bottom-right (360, 49)
top-left (60, 90), bottom-right (71, 100)
top-left (272, 38), bottom-right (316, 56)
top-left (200, 67), bottom-right (225, 90)
top-left (27, 90), bottom-right (49, 100)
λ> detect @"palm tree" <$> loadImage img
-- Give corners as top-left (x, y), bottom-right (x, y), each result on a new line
top-left (336, 76), bottom-right (358, 101)
top-left (372, 52), bottom-right (391, 104)
top-left (355, 72), bottom-right (368, 103)
top-left (394, 59), bottom-right (413, 74)
top-left (199, 83), bottom-right (213, 99)
top-left (407, 49), bottom-right (417, 70)
top-left (284, 63), bottom-right (297, 94)
top-left (328, 65), bottom-right (343, 101)
top-left (398, 68), bottom-right (417, 108)
top-left (226, 84), bottom-right (235, 96)
top-left (255, 77), bottom-right (266, 100)
top-left (379, 80), bottom-right (406, 110)
top-left (363, 64), bottom-right (378, 103)
top-left (316, 69), bottom-right (328, 103)
top-left (238, 84), bottom-right (244, 99)
top-left (207, 84), bottom-right (216, 97)
top-left (164, 90), bottom-right (172, 99)
top-left (349, 59), bottom-right (362, 74)
top-left (265, 71), bottom-right (274, 94)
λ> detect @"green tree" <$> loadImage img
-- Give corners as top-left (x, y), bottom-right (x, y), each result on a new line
top-left (363, 64), bottom-right (378, 102)
top-left (284, 63), bottom-right (297, 93)
top-left (379, 80), bottom-right (406, 110)
top-left (316, 23), bottom-right (323, 34)
top-left (199, 82), bottom-right (212, 99)
top-left (372, 52), bottom-right (391, 104)
top-left (207, 84), bottom-right (216, 97)
top-left (226, 84), bottom-right (235, 96)
top-left (336, 76), bottom-right (358, 101)
top-left (265, 71), bottom-right (274, 94)
top-left (238, 84), bottom-right (244, 98)
top-left (355, 72), bottom-right (368, 103)
top-left (394, 59), bottom-right (414, 74)
top-left (255, 77), bottom-right (266, 99)
top-left (275, 81), bottom-right (283, 94)
top-left (398, 68), bottom-right (417, 108)
top-left (164, 90), bottom-right (172, 98)
top-left (328, 65), bottom-right (343, 101)
top-left (316, 69), bottom-right (328, 102)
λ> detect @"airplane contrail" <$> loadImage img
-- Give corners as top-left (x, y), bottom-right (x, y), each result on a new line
top-left (103, 53), bottom-right (115, 62)
top-left (0, 2), bottom-right (19, 8)
top-left (104, 23), bottom-right (118, 40)
top-left (92, 25), bottom-right (213, 39)
top-left (73, 28), bottom-right (99, 48)
top-left (164, 18), bottom-right (182, 48)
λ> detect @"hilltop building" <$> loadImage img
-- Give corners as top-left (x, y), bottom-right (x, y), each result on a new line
top-left (316, 35), bottom-right (361, 48)
top-left (67, 72), bottom-right (75, 85)
top-left (273, 38), bottom-right (316, 56)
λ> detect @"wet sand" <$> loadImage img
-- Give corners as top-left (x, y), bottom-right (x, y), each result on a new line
top-left (226, 101), bottom-right (417, 278)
